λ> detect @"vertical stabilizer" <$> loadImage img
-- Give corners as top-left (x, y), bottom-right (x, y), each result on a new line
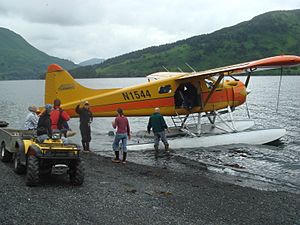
top-left (45, 64), bottom-right (116, 107)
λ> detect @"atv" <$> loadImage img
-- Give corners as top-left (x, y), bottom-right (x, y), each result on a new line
top-left (0, 128), bottom-right (84, 186)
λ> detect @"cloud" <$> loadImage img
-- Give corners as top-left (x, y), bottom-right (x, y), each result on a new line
top-left (0, 0), bottom-right (106, 26)
top-left (0, 0), bottom-right (299, 63)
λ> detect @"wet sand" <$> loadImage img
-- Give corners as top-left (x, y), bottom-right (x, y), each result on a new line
top-left (0, 152), bottom-right (299, 225)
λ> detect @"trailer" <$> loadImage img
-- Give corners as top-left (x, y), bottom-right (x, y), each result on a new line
top-left (0, 128), bottom-right (33, 162)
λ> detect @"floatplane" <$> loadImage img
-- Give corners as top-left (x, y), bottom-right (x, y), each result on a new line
top-left (44, 55), bottom-right (300, 150)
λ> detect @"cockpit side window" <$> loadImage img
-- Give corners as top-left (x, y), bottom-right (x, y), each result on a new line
top-left (159, 85), bottom-right (172, 94)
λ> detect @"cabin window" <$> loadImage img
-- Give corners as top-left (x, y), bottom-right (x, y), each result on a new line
top-left (159, 85), bottom-right (172, 94)
top-left (205, 79), bottom-right (214, 89)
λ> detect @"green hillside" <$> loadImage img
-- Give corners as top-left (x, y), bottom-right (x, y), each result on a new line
top-left (0, 28), bottom-right (77, 80)
top-left (71, 9), bottom-right (300, 78)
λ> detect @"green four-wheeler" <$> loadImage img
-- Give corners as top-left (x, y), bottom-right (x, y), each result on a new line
top-left (0, 128), bottom-right (84, 186)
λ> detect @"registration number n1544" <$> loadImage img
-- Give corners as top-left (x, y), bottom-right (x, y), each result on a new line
top-left (122, 90), bottom-right (151, 100)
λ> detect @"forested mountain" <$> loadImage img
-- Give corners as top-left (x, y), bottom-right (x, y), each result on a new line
top-left (0, 28), bottom-right (77, 80)
top-left (71, 9), bottom-right (300, 78)
top-left (1, 9), bottom-right (299, 80)
top-left (79, 58), bottom-right (105, 66)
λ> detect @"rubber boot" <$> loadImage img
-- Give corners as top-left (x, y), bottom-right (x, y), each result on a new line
top-left (164, 144), bottom-right (169, 152)
top-left (86, 142), bottom-right (90, 152)
top-left (154, 145), bottom-right (159, 158)
top-left (122, 152), bottom-right (127, 164)
top-left (112, 151), bottom-right (120, 163)
top-left (81, 141), bottom-right (86, 151)
top-left (154, 145), bottom-right (159, 153)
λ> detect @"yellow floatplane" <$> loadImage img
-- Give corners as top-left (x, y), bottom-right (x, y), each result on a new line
top-left (44, 55), bottom-right (300, 149)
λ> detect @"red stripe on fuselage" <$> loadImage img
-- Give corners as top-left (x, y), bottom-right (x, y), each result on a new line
top-left (66, 97), bottom-right (175, 116)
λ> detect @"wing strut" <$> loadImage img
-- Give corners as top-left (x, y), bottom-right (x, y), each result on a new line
top-left (245, 71), bottom-right (252, 118)
top-left (203, 74), bottom-right (224, 108)
top-left (276, 67), bottom-right (283, 113)
top-left (245, 71), bottom-right (251, 87)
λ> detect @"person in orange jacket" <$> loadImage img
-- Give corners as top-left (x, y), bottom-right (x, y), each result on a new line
top-left (50, 99), bottom-right (70, 132)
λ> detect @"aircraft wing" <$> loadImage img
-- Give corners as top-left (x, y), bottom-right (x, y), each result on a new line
top-left (146, 72), bottom-right (187, 80)
top-left (176, 55), bottom-right (300, 80)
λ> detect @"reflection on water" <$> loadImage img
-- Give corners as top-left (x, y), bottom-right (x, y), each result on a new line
top-left (0, 76), bottom-right (299, 193)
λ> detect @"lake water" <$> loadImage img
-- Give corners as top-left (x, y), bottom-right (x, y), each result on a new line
top-left (0, 76), bottom-right (299, 193)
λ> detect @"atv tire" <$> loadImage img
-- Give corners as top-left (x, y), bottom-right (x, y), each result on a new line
top-left (0, 143), bottom-right (12, 162)
top-left (26, 155), bottom-right (40, 186)
top-left (14, 153), bottom-right (26, 174)
top-left (69, 159), bottom-right (84, 186)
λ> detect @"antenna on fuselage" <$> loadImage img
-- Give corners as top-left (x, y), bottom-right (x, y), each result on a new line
top-left (177, 67), bottom-right (183, 72)
top-left (185, 63), bottom-right (196, 72)
top-left (162, 66), bottom-right (169, 72)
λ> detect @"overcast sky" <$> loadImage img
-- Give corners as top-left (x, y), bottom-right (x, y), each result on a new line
top-left (0, 0), bottom-right (299, 63)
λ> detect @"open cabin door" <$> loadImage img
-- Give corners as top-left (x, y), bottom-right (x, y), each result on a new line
top-left (174, 82), bottom-right (200, 110)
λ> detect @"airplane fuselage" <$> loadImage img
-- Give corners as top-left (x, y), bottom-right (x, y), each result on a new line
top-left (57, 74), bottom-right (247, 117)
top-left (45, 54), bottom-right (300, 118)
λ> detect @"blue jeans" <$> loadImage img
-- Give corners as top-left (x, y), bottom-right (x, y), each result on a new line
top-left (154, 131), bottom-right (168, 147)
top-left (112, 133), bottom-right (128, 152)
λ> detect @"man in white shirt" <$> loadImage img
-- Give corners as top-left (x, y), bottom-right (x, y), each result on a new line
top-left (24, 105), bottom-right (39, 130)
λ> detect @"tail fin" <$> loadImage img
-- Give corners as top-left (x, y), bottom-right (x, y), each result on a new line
top-left (45, 64), bottom-right (116, 106)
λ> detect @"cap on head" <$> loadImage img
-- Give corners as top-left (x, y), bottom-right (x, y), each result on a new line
top-left (28, 105), bottom-right (37, 112)
top-left (53, 98), bottom-right (61, 107)
top-left (84, 101), bottom-right (89, 106)
top-left (45, 104), bottom-right (52, 111)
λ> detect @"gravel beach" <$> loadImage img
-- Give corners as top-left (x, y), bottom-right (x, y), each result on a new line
top-left (0, 152), bottom-right (299, 225)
